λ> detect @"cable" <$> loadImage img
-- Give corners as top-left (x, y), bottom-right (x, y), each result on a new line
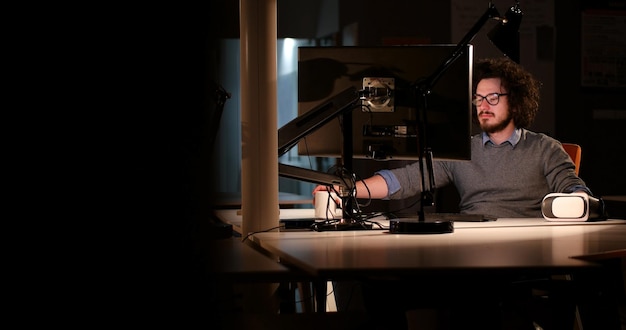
top-left (353, 171), bottom-right (372, 208)
top-left (314, 164), bottom-right (389, 230)
top-left (241, 225), bottom-right (283, 242)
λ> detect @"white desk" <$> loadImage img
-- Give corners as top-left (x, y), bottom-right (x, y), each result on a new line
top-left (215, 208), bottom-right (626, 322)
top-left (243, 211), bottom-right (626, 279)
top-left (207, 237), bottom-right (294, 281)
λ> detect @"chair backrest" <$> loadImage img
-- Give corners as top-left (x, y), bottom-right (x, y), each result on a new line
top-left (562, 143), bottom-right (582, 175)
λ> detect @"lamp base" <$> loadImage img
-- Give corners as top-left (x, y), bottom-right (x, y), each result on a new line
top-left (389, 218), bottom-right (454, 234)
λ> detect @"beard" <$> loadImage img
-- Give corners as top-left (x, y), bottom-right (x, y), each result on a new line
top-left (478, 111), bottom-right (513, 134)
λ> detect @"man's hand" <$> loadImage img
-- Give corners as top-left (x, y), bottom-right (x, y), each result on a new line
top-left (312, 185), bottom-right (341, 206)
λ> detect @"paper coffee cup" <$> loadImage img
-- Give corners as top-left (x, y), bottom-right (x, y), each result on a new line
top-left (315, 191), bottom-right (340, 219)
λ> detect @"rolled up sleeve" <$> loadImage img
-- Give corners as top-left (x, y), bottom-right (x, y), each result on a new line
top-left (374, 169), bottom-right (400, 200)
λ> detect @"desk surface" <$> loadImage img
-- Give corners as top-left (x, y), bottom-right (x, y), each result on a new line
top-left (243, 211), bottom-right (626, 279)
top-left (207, 237), bottom-right (295, 281)
top-left (215, 207), bottom-right (626, 232)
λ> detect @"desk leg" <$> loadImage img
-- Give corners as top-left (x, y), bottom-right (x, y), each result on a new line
top-left (314, 280), bottom-right (327, 313)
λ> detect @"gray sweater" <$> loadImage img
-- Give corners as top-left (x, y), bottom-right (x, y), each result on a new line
top-left (386, 129), bottom-right (587, 218)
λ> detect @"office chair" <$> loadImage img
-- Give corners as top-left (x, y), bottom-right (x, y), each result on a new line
top-left (562, 143), bottom-right (581, 175)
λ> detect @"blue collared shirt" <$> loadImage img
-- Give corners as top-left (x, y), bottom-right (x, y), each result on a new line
top-left (482, 128), bottom-right (521, 146)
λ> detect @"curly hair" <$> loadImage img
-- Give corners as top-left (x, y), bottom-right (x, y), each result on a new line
top-left (472, 57), bottom-right (541, 129)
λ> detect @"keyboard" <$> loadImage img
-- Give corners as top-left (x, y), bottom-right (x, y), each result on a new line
top-left (391, 213), bottom-right (496, 222)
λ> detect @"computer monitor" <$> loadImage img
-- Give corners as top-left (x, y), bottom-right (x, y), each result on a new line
top-left (297, 45), bottom-right (473, 161)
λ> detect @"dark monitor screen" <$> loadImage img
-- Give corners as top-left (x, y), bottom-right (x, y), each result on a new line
top-left (297, 45), bottom-right (473, 161)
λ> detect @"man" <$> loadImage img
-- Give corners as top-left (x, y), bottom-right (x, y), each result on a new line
top-left (314, 57), bottom-right (590, 218)
top-left (313, 57), bottom-right (596, 330)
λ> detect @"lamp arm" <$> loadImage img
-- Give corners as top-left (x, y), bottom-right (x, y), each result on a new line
top-left (278, 86), bottom-right (360, 157)
top-left (412, 2), bottom-right (500, 221)
top-left (418, 2), bottom-right (500, 93)
top-left (278, 86), bottom-right (366, 191)
top-left (279, 163), bottom-right (354, 190)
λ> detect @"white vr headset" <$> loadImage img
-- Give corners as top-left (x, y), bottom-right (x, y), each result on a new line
top-left (541, 192), bottom-right (606, 221)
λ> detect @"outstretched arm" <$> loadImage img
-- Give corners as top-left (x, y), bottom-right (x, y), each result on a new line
top-left (312, 174), bottom-right (390, 204)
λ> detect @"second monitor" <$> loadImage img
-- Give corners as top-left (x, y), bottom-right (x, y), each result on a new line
top-left (297, 45), bottom-right (473, 161)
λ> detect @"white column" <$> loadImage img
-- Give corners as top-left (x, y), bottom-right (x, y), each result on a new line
top-left (240, 0), bottom-right (279, 237)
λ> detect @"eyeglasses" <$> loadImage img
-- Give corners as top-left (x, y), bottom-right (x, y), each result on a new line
top-left (472, 93), bottom-right (508, 106)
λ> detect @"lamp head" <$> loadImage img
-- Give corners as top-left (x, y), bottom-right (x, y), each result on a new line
top-left (488, 1), bottom-right (523, 63)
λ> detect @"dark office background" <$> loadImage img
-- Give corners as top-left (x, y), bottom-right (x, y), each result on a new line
top-left (120, 0), bottom-right (625, 324)
top-left (206, 0), bottom-right (624, 221)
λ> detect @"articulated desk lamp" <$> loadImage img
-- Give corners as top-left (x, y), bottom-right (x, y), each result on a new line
top-left (392, 1), bottom-right (523, 234)
top-left (278, 1), bottom-right (523, 233)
